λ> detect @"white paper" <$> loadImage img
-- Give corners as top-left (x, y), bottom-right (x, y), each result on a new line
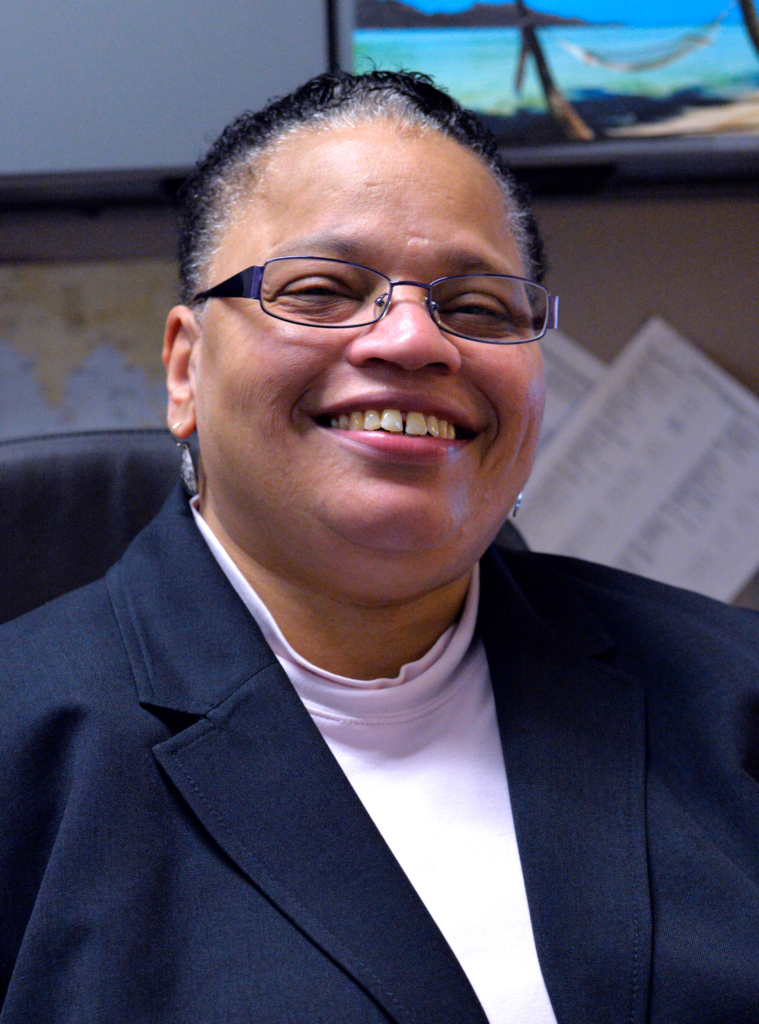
top-left (519, 317), bottom-right (759, 602)
top-left (537, 329), bottom-right (607, 455)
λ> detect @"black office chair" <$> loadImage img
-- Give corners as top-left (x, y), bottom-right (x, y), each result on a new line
top-left (0, 428), bottom-right (526, 626)
top-left (0, 429), bottom-right (183, 625)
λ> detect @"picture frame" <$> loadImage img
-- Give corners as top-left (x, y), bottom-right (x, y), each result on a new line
top-left (338, 0), bottom-right (759, 188)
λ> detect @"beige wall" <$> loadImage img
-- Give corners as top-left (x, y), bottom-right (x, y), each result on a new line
top-left (533, 192), bottom-right (759, 392)
top-left (532, 189), bottom-right (759, 608)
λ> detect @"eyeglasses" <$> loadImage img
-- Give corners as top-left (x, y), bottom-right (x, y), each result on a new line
top-left (192, 257), bottom-right (558, 345)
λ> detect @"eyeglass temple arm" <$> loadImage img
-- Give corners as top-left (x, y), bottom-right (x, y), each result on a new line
top-left (544, 294), bottom-right (557, 329)
top-left (192, 265), bottom-right (264, 304)
top-left (547, 295), bottom-right (559, 330)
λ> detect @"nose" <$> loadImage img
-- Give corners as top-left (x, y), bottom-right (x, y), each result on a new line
top-left (345, 284), bottom-right (463, 373)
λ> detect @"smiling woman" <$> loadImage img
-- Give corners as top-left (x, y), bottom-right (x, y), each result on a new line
top-left (1, 70), bottom-right (759, 1024)
top-left (164, 111), bottom-right (547, 677)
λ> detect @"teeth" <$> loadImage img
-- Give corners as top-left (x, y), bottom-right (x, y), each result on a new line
top-left (332, 409), bottom-right (458, 439)
top-left (405, 411), bottom-right (427, 435)
top-left (381, 409), bottom-right (404, 433)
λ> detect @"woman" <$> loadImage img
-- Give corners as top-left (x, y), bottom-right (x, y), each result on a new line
top-left (1, 71), bottom-right (758, 1023)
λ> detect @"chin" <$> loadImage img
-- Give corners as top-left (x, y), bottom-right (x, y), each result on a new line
top-left (333, 502), bottom-right (473, 557)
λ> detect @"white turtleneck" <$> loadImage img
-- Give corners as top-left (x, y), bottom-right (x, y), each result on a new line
top-left (191, 500), bottom-right (556, 1024)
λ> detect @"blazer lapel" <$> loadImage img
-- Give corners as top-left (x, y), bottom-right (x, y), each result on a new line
top-left (480, 550), bottom-right (652, 1024)
top-left (151, 662), bottom-right (488, 1024)
top-left (108, 488), bottom-right (488, 1024)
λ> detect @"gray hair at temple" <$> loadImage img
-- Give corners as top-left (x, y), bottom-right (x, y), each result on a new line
top-left (177, 70), bottom-right (546, 305)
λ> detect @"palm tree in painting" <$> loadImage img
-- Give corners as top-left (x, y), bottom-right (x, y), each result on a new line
top-left (740, 0), bottom-right (759, 53)
top-left (513, 0), bottom-right (595, 140)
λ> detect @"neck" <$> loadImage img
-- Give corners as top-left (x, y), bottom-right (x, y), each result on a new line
top-left (199, 506), bottom-right (472, 680)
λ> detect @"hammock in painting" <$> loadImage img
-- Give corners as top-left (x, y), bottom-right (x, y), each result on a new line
top-left (560, 4), bottom-right (734, 73)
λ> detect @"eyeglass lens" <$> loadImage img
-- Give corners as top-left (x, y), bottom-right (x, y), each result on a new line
top-left (259, 258), bottom-right (547, 343)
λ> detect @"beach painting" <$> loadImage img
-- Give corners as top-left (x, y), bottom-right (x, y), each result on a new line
top-left (353, 0), bottom-right (759, 143)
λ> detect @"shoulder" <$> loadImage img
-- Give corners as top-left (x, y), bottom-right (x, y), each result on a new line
top-left (0, 575), bottom-right (175, 992)
top-left (491, 547), bottom-right (759, 860)
top-left (488, 546), bottom-right (759, 743)
top-left (0, 578), bottom-right (132, 713)
top-left (0, 486), bottom-right (201, 716)
top-left (492, 547), bottom-right (759, 819)
top-left (0, 578), bottom-right (157, 815)
top-left (0, 497), bottom-right (200, 815)
top-left (497, 547), bottom-right (759, 660)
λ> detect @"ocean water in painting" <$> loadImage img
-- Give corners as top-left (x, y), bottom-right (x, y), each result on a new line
top-left (354, 25), bottom-right (759, 117)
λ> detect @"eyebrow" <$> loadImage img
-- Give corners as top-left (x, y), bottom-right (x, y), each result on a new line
top-left (273, 235), bottom-right (367, 262)
top-left (269, 234), bottom-right (515, 276)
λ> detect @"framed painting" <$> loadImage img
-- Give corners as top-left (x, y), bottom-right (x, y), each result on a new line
top-left (345, 0), bottom-right (759, 182)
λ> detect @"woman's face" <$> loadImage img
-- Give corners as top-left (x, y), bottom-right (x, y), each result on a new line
top-left (166, 120), bottom-right (545, 601)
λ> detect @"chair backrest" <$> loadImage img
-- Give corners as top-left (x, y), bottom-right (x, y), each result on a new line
top-left (0, 427), bottom-right (527, 626)
top-left (0, 428), bottom-right (181, 625)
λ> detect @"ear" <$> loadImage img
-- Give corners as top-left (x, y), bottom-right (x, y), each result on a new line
top-left (163, 305), bottom-right (201, 438)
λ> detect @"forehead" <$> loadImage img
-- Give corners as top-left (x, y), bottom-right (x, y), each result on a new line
top-left (210, 121), bottom-right (522, 281)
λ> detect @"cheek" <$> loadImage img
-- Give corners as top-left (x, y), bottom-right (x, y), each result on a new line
top-left (521, 368), bottom-right (546, 444)
top-left (196, 316), bottom-right (327, 443)
top-left (483, 346), bottom-right (545, 457)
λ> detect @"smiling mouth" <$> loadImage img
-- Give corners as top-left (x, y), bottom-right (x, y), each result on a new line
top-left (319, 409), bottom-right (471, 440)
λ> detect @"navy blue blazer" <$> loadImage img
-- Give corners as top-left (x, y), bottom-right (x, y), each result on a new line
top-left (1, 486), bottom-right (758, 1023)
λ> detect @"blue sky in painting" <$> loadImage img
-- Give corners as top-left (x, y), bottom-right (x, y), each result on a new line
top-left (398, 0), bottom-right (742, 27)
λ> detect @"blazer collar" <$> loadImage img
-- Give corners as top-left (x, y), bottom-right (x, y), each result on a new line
top-left (108, 489), bottom-right (650, 1024)
top-left (106, 486), bottom-right (278, 715)
top-left (106, 488), bottom-right (616, 715)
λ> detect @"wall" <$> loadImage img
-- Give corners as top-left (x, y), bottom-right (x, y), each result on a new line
top-left (534, 191), bottom-right (759, 392)
top-left (0, 0), bottom-right (329, 439)
top-left (0, 0), bottom-right (327, 176)
top-left (532, 187), bottom-right (759, 607)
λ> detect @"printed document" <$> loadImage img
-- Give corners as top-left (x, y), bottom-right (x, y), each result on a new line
top-left (521, 318), bottom-right (759, 602)
top-left (538, 328), bottom-right (607, 454)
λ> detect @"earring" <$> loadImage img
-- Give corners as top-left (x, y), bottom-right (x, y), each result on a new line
top-left (176, 441), bottom-right (198, 496)
top-left (171, 423), bottom-right (198, 496)
top-left (511, 492), bottom-right (523, 518)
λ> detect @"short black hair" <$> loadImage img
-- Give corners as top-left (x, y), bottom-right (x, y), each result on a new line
top-left (177, 70), bottom-right (545, 304)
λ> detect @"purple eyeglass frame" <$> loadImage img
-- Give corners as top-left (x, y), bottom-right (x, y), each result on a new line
top-left (191, 256), bottom-right (559, 344)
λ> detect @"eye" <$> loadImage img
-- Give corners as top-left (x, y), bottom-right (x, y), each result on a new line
top-left (263, 271), bottom-right (370, 326)
top-left (430, 275), bottom-right (543, 340)
top-left (439, 292), bottom-right (514, 320)
top-left (259, 260), bottom-right (390, 326)
top-left (279, 275), bottom-right (360, 300)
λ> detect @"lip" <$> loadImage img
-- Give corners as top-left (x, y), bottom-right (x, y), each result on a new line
top-left (325, 426), bottom-right (466, 465)
top-left (312, 390), bottom-right (482, 436)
